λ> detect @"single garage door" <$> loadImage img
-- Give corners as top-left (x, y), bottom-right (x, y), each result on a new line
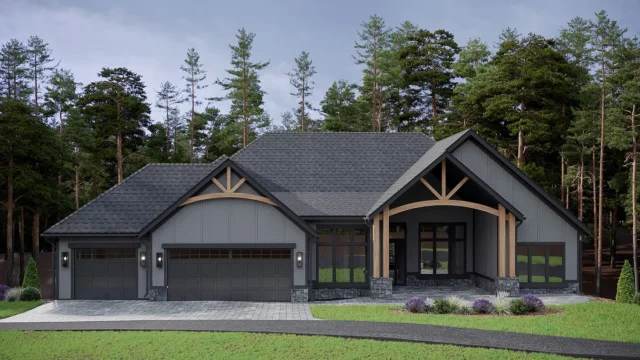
top-left (168, 249), bottom-right (292, 302)
top-left (74, 248), bottom-right (137, 300)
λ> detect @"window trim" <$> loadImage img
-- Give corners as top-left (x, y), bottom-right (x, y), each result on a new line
top-left (516, 242), bottom-right (566, 288)
top-left (417, 222), bottom-right (467, 279)
top-left (315, 225), bottom-right (369, 288)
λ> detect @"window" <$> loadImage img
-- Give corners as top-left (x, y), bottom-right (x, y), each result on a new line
top-left (419, 224), bottom-right (465, 276)
top-left (516, 244), bottom-right (564, 285)
top-left (316, 227), bottom-right (368, 286)
top-left (76, 248), bottom-right (136, 260)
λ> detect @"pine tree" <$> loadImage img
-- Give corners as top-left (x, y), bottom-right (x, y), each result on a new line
top-left (320, 80), bottom-right (368, 132)
top-left (22, 257), bottom-right (40, 289)
top-left (155, 81), bottom-right (184, 157)
top-left (0, 39), bottom-right (30, 101)
top-left (180, 48), bottom-right (207, 161)
top-left (354, 14), bottom-right (391, 132)
top-left (287, 51), bottom-right (316, 132)
top-left (44, 69), bottom-right (78, 133)
top-left (26, 36), bottom-right (57, 121)
top-left (215, 28), bottom-right (270, 147)
top-left (616, 260), bottom-right (636, 303)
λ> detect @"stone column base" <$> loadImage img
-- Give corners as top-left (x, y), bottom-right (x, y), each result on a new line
top-left (291, 288), bottom-right (309, 302)
top-left (495, 277), bottom-right (520, 297)
top-left (149, 287), bottom-right (167, 301)
top-left (370, 277), bottom-right (393, 299)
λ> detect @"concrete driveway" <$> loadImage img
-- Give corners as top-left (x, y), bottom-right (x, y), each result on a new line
top-left (1, 300), bottom-right (315, 322)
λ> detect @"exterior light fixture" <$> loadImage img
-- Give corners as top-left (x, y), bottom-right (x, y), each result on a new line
top-left (61, 252), bottom-right (69, 267)
top-left (140, 252), bottom-right (147, 267)
top-left (296, 252), bottom-right (303, 267)
top-left (156, 252), bottom-right (163, 268)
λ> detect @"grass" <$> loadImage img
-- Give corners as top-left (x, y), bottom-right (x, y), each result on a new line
top-left (517, 255), bottom-right (562, 266)
top-left (0, 301), bottom-right (42, 319)
top-left (519, 276), bottom-right (563, 283)
top-left (0, 331), bottom-right (576, 359)
top-left (318, 268), bottom-right (365, 283)
top-left (311, 302), bottom-right (640, 343)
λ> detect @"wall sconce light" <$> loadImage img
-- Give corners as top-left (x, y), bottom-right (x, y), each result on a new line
top-left (140, 252), bottom-right (147, 267)
top-left (156, 252), bottom-right (163, 268)
top-left (296, 252), bottom-right (303, 267)
top-left (61, 252), bottom-right (69, 267)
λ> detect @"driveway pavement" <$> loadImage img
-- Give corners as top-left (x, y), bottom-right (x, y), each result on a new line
top-left (0, 300), bottom-right (315, 322)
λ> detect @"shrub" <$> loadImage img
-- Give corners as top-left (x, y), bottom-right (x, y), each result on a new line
top-left (616, 260), bottom-right (635, 304)
top-left (509, 298), bottom-right (528, 315)
top-left (434, 298), bottom-right (458, 314)
top-left (22, 257), bottom-right (40, 290)
top-left (472, 299), bottom-right (494, 314)
top-left (454, 305), bottom-right (473, 315)
top-left (19, 287), bottom-right (41, 301)
top-left (634, 293), bottom-right (640, 305)
top-left (493, 292), bottom-right (511, 315)
top-left (520, 295), bottom-right (545, 312)
top-left (405, 297), bottom-right (427, 313)
top-left (0, 284), bottom-right (9, 301)
top-left (5, 288), bottom-right (24, 302)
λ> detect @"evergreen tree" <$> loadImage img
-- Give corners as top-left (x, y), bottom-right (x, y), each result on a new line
top-left (354, 14), bottom-right (391, 131)
top-left (616, 260), bottom-right (636, 303)
top-left (22, 257), bottom-right (40, 289)
top-left (180, 48), bottom-right (207, 162)
top-left (320, 80), bottom-right (368, 132)
top-left (0, 39), bottom-right (30, 101)
top-left (62, 108), bottom-right (94, 209)
top-left (26, 36), bottom-right (57, 121)
top-left (155, 81), bottom-right (184, 158)
top-left (215, 28), bottom-right (270, 147)
top-left (287, 51), bottom-right (316, 132)
top-left (43, 69), bottom-right (78, 133)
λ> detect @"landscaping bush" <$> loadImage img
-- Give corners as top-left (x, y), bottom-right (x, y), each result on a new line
top-left (0, 284), bottom-right (9, 301)
top-left (634, 293), bottom-right (640, 306)
top-left (434, 298), bottom-right (458, 314)
top-left (493, 292), bottom-right (511, 315)
top-left (454, 305), bottom-right (473, 315)
top-left (405, 297), bottom-right (427, 313)
top-left (19, 287), bottom-right (41, 301)
top-left (509, 298), bottom-right (528, 315)
top-left (520, 295), bottom-right (545, 312)
top-left (472, 299), bottom-right (494, 314)
top-left (22, 257), bottom-right (40, 290)
top-left (5, 288), bottom-right (24, 302)
top-left (616, 260), bottom-right (635, 304)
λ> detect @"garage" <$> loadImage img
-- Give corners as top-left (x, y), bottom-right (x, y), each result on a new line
top-left (167, 249), bottom-right (292, 302)
top-left (74, 248), bottom-right (137, 300)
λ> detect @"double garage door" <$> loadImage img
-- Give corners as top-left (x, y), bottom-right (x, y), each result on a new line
top-left (74, 248), bottom-right (137, 300)
top-left (167, 249), bottom-right (293, 302)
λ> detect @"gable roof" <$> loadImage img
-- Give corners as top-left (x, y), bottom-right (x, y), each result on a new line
top-left (232, 132), bottom-right (435, 216)
top-left (43, 157), bottom-right (227, 236)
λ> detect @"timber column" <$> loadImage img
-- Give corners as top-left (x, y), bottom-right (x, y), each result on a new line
top-left (370, 207), bottom-right (392, 299)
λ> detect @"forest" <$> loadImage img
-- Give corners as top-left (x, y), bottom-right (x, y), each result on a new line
top-left (0, 10), bottom-right (638, 295)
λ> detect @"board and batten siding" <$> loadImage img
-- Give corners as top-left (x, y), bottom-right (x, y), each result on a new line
top-left (150, 180), bottom-right (307, 287)
top-left (452, 139), bottom-right (578, 280)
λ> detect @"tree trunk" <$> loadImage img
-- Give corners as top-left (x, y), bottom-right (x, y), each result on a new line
top-left (517, 130), bottom-right (524, 168)
top-left (561, 156), bottom-right (565, 207)
top-left (31, 206), bottom-right (40, 264)
top-left (301, 78), bottom-right (305, 132)
top-left (242, 58), bottom-right (248, 147)
top-left (75, 163), bottom-right (80, 209)
top-left (578, 152), bottom-right (584, 221)
top-left (34, 66), bottom-right (39, 121)
top-left (6, 143), bottom-right (14, 286)
top-left (165, 99), bottom-right (171, 158)
top-left (610, 207), bottom-right (618, 269)
top-left (92, 170), bottom-right (98, 199)
top-left (592, 143), bottom-right (598, 280)
top-left (596, 47), bottom-right (606, 296)
top-left (566, 186), bottom-right (569, 209)
top-left (631, 104), bottom-right (638, 292)
top-left (190, 68), bottom-right (195, 161)
top-left (18, 208), bottom-right (25, 285)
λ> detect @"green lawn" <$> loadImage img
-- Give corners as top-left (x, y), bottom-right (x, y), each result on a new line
top-left (519, 275), bottom-right (562, 283)
top-left (0, 331), bottom-right (575, 359)
top-left (517, 255), bottom-right (562, 266)
top-left (311, 302), bottom-right (640, 343)
top-left (0, 301), bottom-right (42, 320)
top-left (318, 268), bottom-right (365, 283)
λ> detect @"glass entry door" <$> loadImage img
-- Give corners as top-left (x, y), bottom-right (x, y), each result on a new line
top-left (419, 224), bottom-right (466, 276)
top-left (389, 223), bottom-right (406, 286)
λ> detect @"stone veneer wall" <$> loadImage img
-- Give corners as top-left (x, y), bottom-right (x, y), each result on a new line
top-left (406, 275), bottom-right (475, 287)
top-left (473, 275), bottom-right (496, 293)
top-left (149, 287), bottom-right (167, 301)
top-left (291, 288), bottom-right (309, 302)
top-left (370, 277), bottom-right (393, 299)
top-left (520, 282), bottom-right (580, 294)
top-left (495, 277), bottom-right (520, 297)
top-left (312, 288), bottom-right (370, 300)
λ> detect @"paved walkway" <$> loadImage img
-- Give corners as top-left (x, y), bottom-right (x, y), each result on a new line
top-left (0, 300), bottom-right (315, 322)
top-left (0, 320), bottom-right (637, 359)
top-left (315, 286), bottom-right (591, 306)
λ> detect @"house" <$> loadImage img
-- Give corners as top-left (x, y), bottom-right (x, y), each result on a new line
top-left (42, 130), bottom-right (590, 302)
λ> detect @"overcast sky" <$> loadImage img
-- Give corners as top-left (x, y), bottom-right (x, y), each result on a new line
top-left (2, 0), bottom-right (639, 125)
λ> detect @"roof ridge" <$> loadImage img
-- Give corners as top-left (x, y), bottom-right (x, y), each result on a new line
top-left (44, 163), bottom-right (153, 232)
top-left (230, 135), bottom-right (263, 159)
top-left (257, 131), bottom-right (431, 135)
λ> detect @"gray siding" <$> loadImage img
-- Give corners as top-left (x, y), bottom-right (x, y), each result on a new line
top-left (57, 238), bottom-right (146, 300)
top-left (474, 211), bottom-right (497, 278)
top-left (151, 181), bottom-right (307, 287)
top-left (453, 140), bottom-right (579, 280)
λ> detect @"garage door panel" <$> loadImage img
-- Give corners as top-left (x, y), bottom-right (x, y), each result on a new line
top-left (185, 263), bottom-right (200, 277)
top-left (261, 276), bottom-right (276, 288)
top-left (215, 262), bottom-right (231, 275)
top-left (74, 249), bottom-right (137, 300)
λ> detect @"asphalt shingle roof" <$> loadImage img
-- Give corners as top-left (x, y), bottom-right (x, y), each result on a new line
top-left (232, 132), bottom-right (435, 216)
top-left (43, 158), bottom-right (225, 235)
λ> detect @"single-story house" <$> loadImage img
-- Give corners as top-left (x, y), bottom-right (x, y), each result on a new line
top-left (42, 129), bottom-right (590, 302)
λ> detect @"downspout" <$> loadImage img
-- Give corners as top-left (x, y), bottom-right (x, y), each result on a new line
top-left (42, 238), bottom-right (56, 300)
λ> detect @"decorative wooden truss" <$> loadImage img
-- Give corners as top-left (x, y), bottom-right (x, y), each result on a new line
top-left (181, 166), bottom-right (278, 207)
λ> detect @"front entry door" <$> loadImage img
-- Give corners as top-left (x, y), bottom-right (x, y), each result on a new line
top-left (389, 239), bottom-right (406, 286)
